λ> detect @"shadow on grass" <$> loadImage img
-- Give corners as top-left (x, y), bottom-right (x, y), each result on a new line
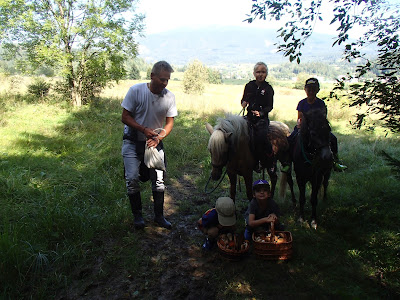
top-left (1, 98), bottom-right (399, 298)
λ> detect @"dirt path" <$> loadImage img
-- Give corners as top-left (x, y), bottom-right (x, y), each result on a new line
top-left (58, 175), bottom-right (235, 299)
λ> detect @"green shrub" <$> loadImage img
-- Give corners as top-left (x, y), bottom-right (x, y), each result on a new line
top-left (183, 60), bottom-right (207, 94)
top-left (128, 64), bottom-right (140, 80)
top-left (27, 78), bottom-right (51, 98)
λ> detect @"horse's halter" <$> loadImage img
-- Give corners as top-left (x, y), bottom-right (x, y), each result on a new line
top-left (211, 158), bottom-right (228, 170)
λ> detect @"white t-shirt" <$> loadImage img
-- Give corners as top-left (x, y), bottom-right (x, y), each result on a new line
top-left (121, 83), bottom-right (178, 141)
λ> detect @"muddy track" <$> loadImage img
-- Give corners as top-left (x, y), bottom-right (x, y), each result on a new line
top-left (58, 173), bottom-right (233, 299)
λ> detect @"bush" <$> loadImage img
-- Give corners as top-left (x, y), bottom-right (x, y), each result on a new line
top-left (183, 60), bottom-right (207, 94)
top-left (294, 73), bottom-right (310, 89)
top-left (128, 64), bottom-right (140, 80)
top-left (27, 78), bottom-right (51, 98)
top-left (207, 68), bottom-right (222, 84)
top-left (146, 67), bottom-right (151, 80)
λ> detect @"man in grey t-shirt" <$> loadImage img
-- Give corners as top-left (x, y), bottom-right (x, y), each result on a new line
top-left (121, 61), bottom-right (178, 229)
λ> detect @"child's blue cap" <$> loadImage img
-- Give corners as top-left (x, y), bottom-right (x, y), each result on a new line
top-left (252, 179), bottom-right (270, 190)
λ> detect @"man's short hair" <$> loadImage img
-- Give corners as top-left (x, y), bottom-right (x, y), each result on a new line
top-left (152, 61), bottom-right (174, 76)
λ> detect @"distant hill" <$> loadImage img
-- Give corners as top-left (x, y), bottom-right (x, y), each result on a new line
top-left (137, 26), bottom-right (344, 66)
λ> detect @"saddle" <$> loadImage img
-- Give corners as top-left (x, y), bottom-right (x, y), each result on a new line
top-left (244, 116), bottom-right (257, 156)
top-left (244, 117), bottom-right (274, 170)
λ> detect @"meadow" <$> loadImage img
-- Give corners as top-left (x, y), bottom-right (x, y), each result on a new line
top-left (1, 77), bottom-right (399, 299)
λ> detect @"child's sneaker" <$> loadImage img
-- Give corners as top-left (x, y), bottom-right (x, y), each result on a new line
top-left (202, 238), bottom-right (215, 251)
top-left (244, 228), bottom-right (252, 242)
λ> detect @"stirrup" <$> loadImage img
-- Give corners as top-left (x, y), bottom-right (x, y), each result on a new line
top-left (333, 162), bottom-right (347, 172)
top-left (281, 165), bottom-right (290, 173)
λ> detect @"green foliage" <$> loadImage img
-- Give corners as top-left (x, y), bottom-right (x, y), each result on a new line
top-left (380, 150), bottom-right (400, 179)
top-left (146, 67), bottom-right (151, 80)
top-left (128, 64), bottom-right (140, 80)
top-left (0, 0), bottom-right (144, 106)
top-left (133, 57), bottom-right (152, 72)
top-left (27, 78), bottom-right (51, 98)
top-left (36, 66), bottom-right (54, 77)
top-left (183, 60), bottom-right (208, 94)
top-left (207, 67), bottom-right (222, 84)
top-left (247, 0), bottom-right (400, 132)
top-left (271, 61), bottom-right (349, 81)
top-left (294, 73), bottom-right (310, 90)
top-left (1, 86), bottom-right (400, 298)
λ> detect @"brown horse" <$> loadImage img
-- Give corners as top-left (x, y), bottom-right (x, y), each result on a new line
top-left (206, 113), bottom-right (294, 201)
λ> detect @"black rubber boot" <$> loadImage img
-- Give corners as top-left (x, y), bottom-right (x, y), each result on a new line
top-left (129, 192), bottom-right (145, 229)
top-left (153, 191), bottom-right (172, 229)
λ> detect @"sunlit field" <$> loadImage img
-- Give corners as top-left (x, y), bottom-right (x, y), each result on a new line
top-left (103, 79), bottom-right (342, 123)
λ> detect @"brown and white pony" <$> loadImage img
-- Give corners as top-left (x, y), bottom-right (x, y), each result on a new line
top-left (206, 113), bottom-right (294, 201)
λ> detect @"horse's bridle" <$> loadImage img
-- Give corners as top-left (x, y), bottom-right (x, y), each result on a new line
top-left (299, 128), bottom-right (331, 165)
top-left (210, 128), bottom-right (234, 170)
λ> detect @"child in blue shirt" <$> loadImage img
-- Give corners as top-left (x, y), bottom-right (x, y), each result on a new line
top-left (197, 197), bottom-right (236, 250)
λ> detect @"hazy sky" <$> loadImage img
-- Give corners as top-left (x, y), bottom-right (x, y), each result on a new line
top-left (137, 0), bottom-right (338, 35)
top-left (138, 0), bottom-right (283, 34)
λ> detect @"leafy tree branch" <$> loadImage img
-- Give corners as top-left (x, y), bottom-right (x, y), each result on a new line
top-left (246, 0), bottom-right (400, 133)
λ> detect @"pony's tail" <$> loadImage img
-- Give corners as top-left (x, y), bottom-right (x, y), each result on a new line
top-left (279, 172), bottom-right (288, 199)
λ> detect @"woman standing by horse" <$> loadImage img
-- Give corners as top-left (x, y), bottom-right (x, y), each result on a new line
top-left (241, 62), bottom-right (274, 172)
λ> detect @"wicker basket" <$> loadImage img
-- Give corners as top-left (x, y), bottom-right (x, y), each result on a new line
top-left (217, 233), bottom-right (250, 261)
top-left (252, 222), bottom-right (293, 260)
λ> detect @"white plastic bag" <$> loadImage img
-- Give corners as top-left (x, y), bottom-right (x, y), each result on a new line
top-left (144, 144), bottom-right (166, 171)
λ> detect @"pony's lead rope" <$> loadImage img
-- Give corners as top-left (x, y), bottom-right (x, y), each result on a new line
top-left (204, 169), bottom-right (228, 194)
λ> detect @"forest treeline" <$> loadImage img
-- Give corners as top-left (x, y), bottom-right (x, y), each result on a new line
top-left (0, 53), bottom-right (375, 84)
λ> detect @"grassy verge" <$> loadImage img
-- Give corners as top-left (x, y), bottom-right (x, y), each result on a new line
top-left (0, 80), bottom-right (399, 298)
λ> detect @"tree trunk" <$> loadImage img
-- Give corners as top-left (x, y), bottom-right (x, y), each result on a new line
top-left (73, 90), bottom-right (82, 106)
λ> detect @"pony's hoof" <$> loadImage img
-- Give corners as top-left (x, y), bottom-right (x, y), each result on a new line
top-left (311, 220), bottom-right (317, 230)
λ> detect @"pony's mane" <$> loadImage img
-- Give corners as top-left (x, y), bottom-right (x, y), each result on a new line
top-left (208, 114), bottom-right (249, 162)
top-left (301, 109), bottom-right (330, 136)
top-left (214, 113), bottom-right (248, 144)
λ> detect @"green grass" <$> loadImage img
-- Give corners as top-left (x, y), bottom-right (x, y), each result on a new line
top-left (0, 79), bottom-right (399, 298)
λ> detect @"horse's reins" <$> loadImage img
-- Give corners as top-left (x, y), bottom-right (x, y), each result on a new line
top-left (298, 134), bottom-right (313, 164)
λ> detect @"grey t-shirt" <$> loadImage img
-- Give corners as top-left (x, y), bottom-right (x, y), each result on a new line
top-left (245, 197), bottom-right (281, 224)
top-left (121, 83), bottom-right (178, 141)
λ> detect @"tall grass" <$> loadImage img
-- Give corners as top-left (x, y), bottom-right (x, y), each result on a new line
top-left (1, 78), bottom-right (399, 298)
